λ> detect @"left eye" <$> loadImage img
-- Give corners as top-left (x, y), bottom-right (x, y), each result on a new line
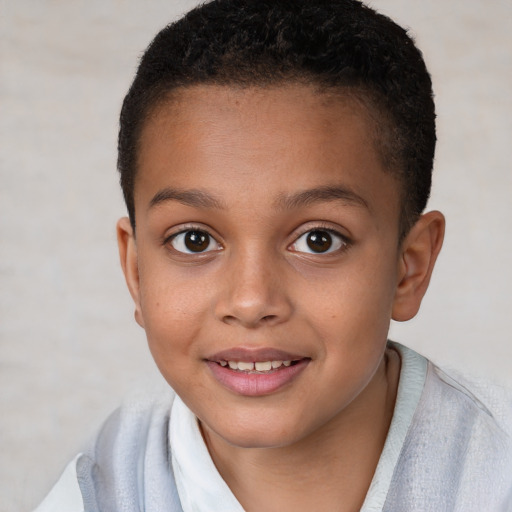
top-left (169, 230), bottom-right (220, 254)
top-left (290, 229), bottom-right (345, 254)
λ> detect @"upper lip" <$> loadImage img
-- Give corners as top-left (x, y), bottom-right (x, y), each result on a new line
top-left (206, 347), bottom-right (307, 362)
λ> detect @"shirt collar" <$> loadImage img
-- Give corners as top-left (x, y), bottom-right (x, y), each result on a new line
top-left (170, 395), bottom-right (245, 512)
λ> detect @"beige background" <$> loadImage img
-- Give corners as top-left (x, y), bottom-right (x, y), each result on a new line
top-left (1, 1), bottom-right (511, 510)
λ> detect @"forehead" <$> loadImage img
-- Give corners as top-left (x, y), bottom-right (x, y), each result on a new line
top-left (136, 84), bottom-right (400, 227)
top-left (141, 84), bottom-right (376, 161)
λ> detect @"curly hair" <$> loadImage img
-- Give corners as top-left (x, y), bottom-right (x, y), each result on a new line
top-left (118, 0), bottom-right (435, 237)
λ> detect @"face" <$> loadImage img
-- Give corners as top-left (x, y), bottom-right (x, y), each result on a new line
top-left (122, 84), bottom-right (407, 449)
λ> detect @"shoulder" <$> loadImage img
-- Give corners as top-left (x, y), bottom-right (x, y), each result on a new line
top-left (421, 362), bottom-right (512, 442)
top-left (439, 366), bottom-right (512, 435)
top-left (34, 384), bottom-right (183, 512)
top-left (88, 382), bottom-right (176, 464)
top-left (386, 350), bottom-right (512, 511)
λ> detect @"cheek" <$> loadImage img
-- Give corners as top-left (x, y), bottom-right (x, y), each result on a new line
top-left (297, 250), bottom-right (398, 357)
top-left (138, 251), bottom-right (210, 315)
top-left (304, 263), bottom-right (396, 323)
top-left (136, 262), bottom-right (212, 361)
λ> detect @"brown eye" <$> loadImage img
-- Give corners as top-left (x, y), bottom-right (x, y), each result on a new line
top-left (291, 229), bottom-right (345, 254)
top-left (170, 230), bottom-right (219, 253)
top-left (185, 231), bottom-right (209, 252)
top-left (306, 230), bottom-right (332, 252)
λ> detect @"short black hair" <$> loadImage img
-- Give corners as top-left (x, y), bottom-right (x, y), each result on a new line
top-left (118, 0), bottom-right (436, 237)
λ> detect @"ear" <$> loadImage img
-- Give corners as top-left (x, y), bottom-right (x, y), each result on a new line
top-left (116, 217), bottom-right (145, 328)
top-left (392, 211), bottom-right (445, 322)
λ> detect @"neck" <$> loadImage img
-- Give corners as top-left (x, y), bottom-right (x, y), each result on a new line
top-left (202, 347), bottom-right (401, 512)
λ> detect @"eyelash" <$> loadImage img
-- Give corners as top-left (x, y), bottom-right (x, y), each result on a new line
top-left (289, 226), bottom-right (350, 255)
top-left (165, 227), bottom-right (222, 255)
top-left (164, 224), bottom-right (350, 256)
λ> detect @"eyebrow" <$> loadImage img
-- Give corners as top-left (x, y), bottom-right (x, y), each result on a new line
top-left (149, 187), bottom-right (225, 210)
top-left (275, 185), bottom-right (370, 211)
top-left (148, 184), bottom-right (369, 212)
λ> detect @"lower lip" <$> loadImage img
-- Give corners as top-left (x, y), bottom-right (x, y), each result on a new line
top-left (206, 360), bottom-right (310, 396)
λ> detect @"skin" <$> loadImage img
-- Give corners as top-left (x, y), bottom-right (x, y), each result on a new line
top-left (117, 84), bottom-right (444, 511)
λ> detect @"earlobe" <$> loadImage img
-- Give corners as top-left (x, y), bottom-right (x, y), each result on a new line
top-left (116, 217), bottom-right (145, 328)
top-left (392, 211), bottom-right (445, 322)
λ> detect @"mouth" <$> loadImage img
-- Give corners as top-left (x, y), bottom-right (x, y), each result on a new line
top-left (216, 359), bottom-right (300, 372)
top-left (205, 348), bottom-right (310, 396)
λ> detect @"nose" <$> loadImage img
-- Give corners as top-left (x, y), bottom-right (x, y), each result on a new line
top-left (214, 247), bottom-right (293, 328)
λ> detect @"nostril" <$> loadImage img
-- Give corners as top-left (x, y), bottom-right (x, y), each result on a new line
top-left (222, 315), bottom-right (237, 325)
top-left (221, 313), bottom-right (278, 326)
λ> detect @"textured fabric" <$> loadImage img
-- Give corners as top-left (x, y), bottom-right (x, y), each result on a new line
top-left (383, 362), bottom-right (512, 511)
top-left (34, 343), bottom-right (512, 511)
top-left (67, 388), bottom-right (183, 512)
top-left (360, 342), bottom-right (427, 511)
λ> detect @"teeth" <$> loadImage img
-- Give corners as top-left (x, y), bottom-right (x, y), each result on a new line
top-left (237, 361), bottom-right (255, 371)
top-left (221, 360), bottom-right (295, 371)
top-left (255, 361), bottom-right (272, 371)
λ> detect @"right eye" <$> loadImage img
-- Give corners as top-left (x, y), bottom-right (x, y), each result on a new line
top-left (290, 229), bottom-right (346, 254)
top-left (169, 229), bottom-right (221, 254)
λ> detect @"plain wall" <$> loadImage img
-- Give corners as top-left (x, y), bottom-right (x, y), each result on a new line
top-left (1, 1), bottom-right (511, 510)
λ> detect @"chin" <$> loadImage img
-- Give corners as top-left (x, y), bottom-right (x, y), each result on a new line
top-left (220, 431), bottom-right (299, 450)
top-left (203, 414), bottom-right (313, 450)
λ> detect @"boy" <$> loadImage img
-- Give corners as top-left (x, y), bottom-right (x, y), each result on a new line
top-left (36, 0), bottom-right (512, 510)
